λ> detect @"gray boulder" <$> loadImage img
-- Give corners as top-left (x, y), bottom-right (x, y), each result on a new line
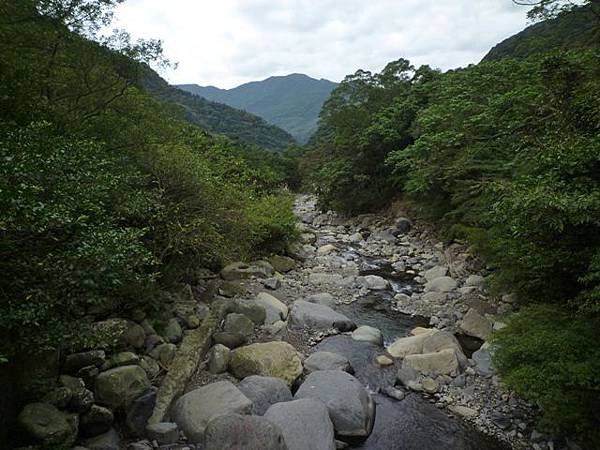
top-left (83, 427), bottom-right (120, 450)
top-left (64, 350), bottom-right (106, 373)
top-left (424, 276), bottom-right (457, 293)
top-left (18, 403), bottom-right (78, 447)
top-left (149, 343), bottom-right (177, 367)
top-left (146, 422), bottom-right (179, 445)
top-left (460, 308), bottom-right (493, 340)
top-left (204, 414), bottom-right (288, 450)
top-left (80, 404), bottom-right (114, 437)
top-left (304, 352), bottom-right (352, 374)
top-left (224, 312), bottom-right (255, 337)
top-left (163, 318), bottom-right (183, 344)
top-left (351, 325), bottom-right (383, 346)
top-left (238, 375), bottom-right (293, 415)
top-left (254, 292), bottom-right (288, 325)
top-left (94, 365), bottom-right (150, 410)
top-left (264, 399), bottom-right (336, 450)
top-left (472, 344), bottom-right (494, 376)
top-left (125, 388), bottom-right (156, 436)
top-left (172, 380), bottom-right (252, 442)
top-left (289, 301), bottom-right (356, 332)
top-left (234, 299), bottom-right (267, 325)
top-left (403, 348), bottom-right (461, 376)
top-left (207, 344), bottom-right (231, 374)
top-left (213, 331), bottom-right (246, 349)
top-left (221, 261), bottom-right (273, 280)
top-left (294, 370), bottom-right (375, 438)
top-left (230, 341), bottom-right (303, 386)
top-left (305, 293), bottom-right (336, 308)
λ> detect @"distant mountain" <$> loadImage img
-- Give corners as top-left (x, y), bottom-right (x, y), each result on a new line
top-left (178, 74), bottom-right (338, 143)
top-left (483, 4), bottom-right (599, 62)
top-left (141, 69), bottom-right (296, 151)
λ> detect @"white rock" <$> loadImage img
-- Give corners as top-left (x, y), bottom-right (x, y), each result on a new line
top-left (351, 326), bottom-right (383, 345)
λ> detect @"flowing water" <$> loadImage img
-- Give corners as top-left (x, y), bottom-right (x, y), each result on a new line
top-left (309, 226), bottom-right (507, 449)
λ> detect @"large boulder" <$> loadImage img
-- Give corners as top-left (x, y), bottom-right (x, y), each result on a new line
top-left (230, 342), bottom-right (303, 386)
top-left (423, 266), bottom-right (448, 282)
top-left (264, 399), bottom-right (336, 450)
top-left (221, 261), bottom-right (273, 280)
top-left (305, 293), bottom-right (336, 308)
top-left (422, 331), bottom-right (463, 355)
top-left (294, 370), bottom-right (375, 438)
top-left (163, 318), bottom-right (183, 344)
top-left (386, 330), bottom-right (436, 358)
top-left (238, 375), bottom-right (293, 415)
top-left (63, 350), bottom-right (106, 373)
top-left (351, 325), bottom-right (383, 346)
top-left (224, 313), bottom-right (255, 337)
top-left (213, 331), bottom-right (246, 349)
top-left (94, 365), bottom-right (150, 410)
top-left (460, 308), bottom-right (493, 340)
top-left (207, 344), bottom-right (231, 374)
top-left (80, 404), bottom-right (114, 437)
top-left (304, 352), bottom-right (352, 374)
top-left (402, 348), bottom-right (461, 376)
top-left (83, 427), bottom-right (120, 450)
top-left (18, 403), bottom-right (78, 447)
top-left (93, 318), bottom-right (145, 349)
top-left (268, 255), bottom-right (296, 273)
top-left (59, 375), bottom-right (94, 412)
top-left (472, 344), bottom-right (494, 376)
top-left (204, 414), bottom-right (288, 450)
top-left (234, 299), bottom-right (267, 325)
top-left (424, 276), bottom-right (457, 293)
top-left (289, 300), bottom-right (356, 332)
top-left (149, 343), bottom-right (176, 367)
top-left (172, 380), bottom-right (252, 443)
top-left (359, 275), bottom-right (389, 291)
top-left (254, 293), bottom-right (289, 325)
top-left (125, 388), bottom-right (156, 436)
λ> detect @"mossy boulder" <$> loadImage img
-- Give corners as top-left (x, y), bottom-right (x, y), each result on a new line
top-left (230, 341), bottom-right (303, 386)
top-left (18, 403), bottom-right (78, 446)
top-left (95, 365), bottom-right (150, 410)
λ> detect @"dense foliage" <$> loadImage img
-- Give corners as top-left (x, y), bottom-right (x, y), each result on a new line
top-left (304, 7), bottom-right (600, 441)
top-left (0, 0), bottom-right (297, 359)
top-left (179, 74), bottom-right (338, 143)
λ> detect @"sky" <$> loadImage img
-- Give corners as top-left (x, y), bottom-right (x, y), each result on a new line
top-left (112, 0), bottom-right (531, 89)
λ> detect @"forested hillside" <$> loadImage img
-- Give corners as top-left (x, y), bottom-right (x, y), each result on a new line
top-left (144, 70), bottom-right (296, 151)
top-left (301, 2), bottom-right (600, 444)
top-left (178, 74), bottom-right (338, 143)
top-left (0, 1), bottom-right (298, 441)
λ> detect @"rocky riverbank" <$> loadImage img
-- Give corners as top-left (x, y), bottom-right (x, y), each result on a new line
top-left (15, 195), bottom-right (557, 450)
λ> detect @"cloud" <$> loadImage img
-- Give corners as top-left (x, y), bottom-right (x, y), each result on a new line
top-left (113, 0), bottom-right (529, 88)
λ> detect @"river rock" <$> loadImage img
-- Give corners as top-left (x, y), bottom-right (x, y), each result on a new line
top-left (107, 351), bottom-right (139, 369)
top-left (149, 343), bottom-right (177, 367)
top-left (172, 380), bottom-right (252, 442)
top-left (402, 348), bottom-right (461, 376)
top-left (18, 403), bottom-right (78, 446)
top-left (146, 422), bottom-right (179, 445)
top-left (219, 280), bottom-right (246, 297)
top-left (317, 244), bottom-right (337, 255)
top-left (94, 365), bottom-right (150, 410)
top-left (422, 331), bottom-right (463, 355)
top-left (59, 375), bottom-right (94, 412)
top-left (80, 404), bottom-right (114, 437)
top-left (139, 356), bottom-right (160, 379)
top-left (207, 344), bottom-right (231, 374)
top-left (375, 355), bottom-right (394, 366)
top-left (465, 275), bottom-right (484, 287)
top-left (230, 342), bottom-right (303, 386)
top-left (269, 255), bottom-right (296, 273)
top-left (460, 308), bottom-right (493, 340)
top-left (163, 318), bottom-right (183, 343)
top-left (448, 405), bottom-right (478, 418)
top-left (396, 366), bottom-right (419, 387)
top-left (423, 266), bottom-right (448, 281)
top-left (64, 350), bottom-right (106, 373)
top-left (264, 399), bottom-right (336, 450)
top-left (234, 299), bottom-right (267, 324)
top-left (304, 351), bottom-right (352, 374)
top-left (83, 427), bottom-right (120, 450)
top-left (263, 277), bottom-right (282, 290)
top-left (221, 261), bottom-right (273, 280)
top-left (43, 387), bottom-right (72, 409)
top-left (351, 325), bottom-right (383, 345)
top-left (422, 377), bottom-right (439, 393)
top-left (306, 293), bottom-right (336, 307)
top-left (125, 388), bottom-right (156, 436)
top-left (472, 344), bottom-right (494, 376)
top-left (203, 414), bottom-right (288, 450)
top-left (238, 375), bottom-right (293, 415)
top-left (254, 292), bottom-right (289, 324)
top-left (360, 275), bottom-right (389, 290)
top-left (94, 318), bottom-right (145, 350)
top-left (308, 273), bottom-right (344, 286)
top-left (213, 331), bottom-right (246, 349)
top-left (224, 313), bottom-right (255, 336)
top-left (386, 331), bottom-right (435, 358)
top-left (289, 300), bottom-right (356, 331)
top-left (424, 276), bottom-right (457, 293)
top-left (295, 370), bottom-right (375, 438)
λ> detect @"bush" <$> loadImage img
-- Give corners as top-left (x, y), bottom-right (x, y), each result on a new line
top-left (492, 305), bottom-right (600, 442)
top-left (0, 123), bottom-right (159, 355)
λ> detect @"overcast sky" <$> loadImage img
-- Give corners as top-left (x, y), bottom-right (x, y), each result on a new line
top-left (113, 0), bottom-right (530, 88)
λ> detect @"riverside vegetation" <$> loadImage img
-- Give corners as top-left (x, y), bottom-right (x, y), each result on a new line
top-left (301, 1), bottom-right (600, 445)
top-left (1, 0), bottom-right (600, 449)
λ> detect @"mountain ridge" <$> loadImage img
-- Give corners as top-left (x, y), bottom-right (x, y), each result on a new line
top-left (178, 73), bottom-right (338, 143)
